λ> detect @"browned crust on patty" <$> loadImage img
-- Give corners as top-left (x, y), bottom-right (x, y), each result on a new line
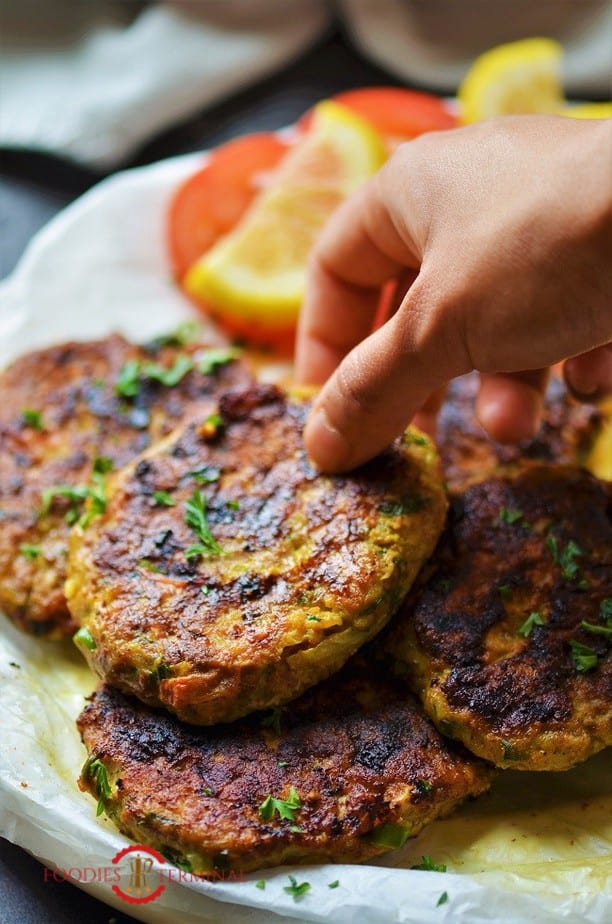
top-left (77, 653), bottom-right (493, 873)
top-left (67, 385), bottom-right (447, 724)
top-left (437, 372), bottom-right (603, 494)
top-left (0, 334), bottom-right (252, 637)
top-left (387, 465), bottom-right (612, 770)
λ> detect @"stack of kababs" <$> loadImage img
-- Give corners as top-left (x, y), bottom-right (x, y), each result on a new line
top-left (0, 332), bottom-right (609, 875)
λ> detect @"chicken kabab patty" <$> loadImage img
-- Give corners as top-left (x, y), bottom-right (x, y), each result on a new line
top-left (0, 333), bottom-right (251, 637)
top-left (437, 372), bottom-right (603, 494)
top-left (67, 385), bottom-right (447, 725)
top-left (388, 465), bottom-right (611, 770)
top-left (77, 654), bottom-right (493, 874)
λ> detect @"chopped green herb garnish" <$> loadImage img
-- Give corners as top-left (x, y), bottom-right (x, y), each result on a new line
top-left (151, 661), bottom-right (172, 682)
top-left (73, 627), bottom-right (96, 650)
top-left (367, 823), bottom-right (411, 850)
top-left (146, 321), bottom-right (200, 351)
top-left (289, 825), bottom-right (303, 834)
top-left (278, 761), bottom-right (288, 768)
top-left (184, 489), bottom-right (222, 555)
top-left (20, 544), bottom-right (41, 560)
top-left (580, 620), bottom-right (612, 638)
top-left (547, 534), bottom-right (583, 581)
top-left (259, 786), bottom-right (301, 822)
top-left (404, 432), bottom-right (428, 446)
top-left (283, 875), bottom-right (311, 902)
top-left (142, 355), bottom-right (193, 387)
top-left (517, 612), bottom-right (545, 638)
top-left (306, 614), bottom-right (321, 622)
top-left (190, 465), bottom-right (221, 484)
top-left (21, 408), bottom-right (44, 430)
top-left (227, 499), bottom-right (240, 510)
top-left (198, 346), bottom-right (242, 375)
top-left (498, 584), bottom-right (512, 599)
top-left (600, 598), bottom-right (612, 623)
top-left (86, 758), bottom-right (111, 816)
top-left (569, 639), bottom-right (598, 672)
top-left (137, 558), bottom-right (164, 573)
top-left (202, 787), bottom-right (213, 796)
top-left (380, 493), bottom-right (426, 516)
top-left (261, 707), bottom-right (283, 734)
top-left (153, 490), bottom-right (176, 507)
top-left (201, 585), bottom-right (210, 595)
top-left (328, 880), bottom-right (340, 889)
top-left (185, 544), bottom-right (211, 560)
top-left (411, 855), bottom-right (447, 872)
top-left (500, 740), bottom-right (520, 761)
top-left (93, 456), bottom-right (114, 475)
top-left (204, 412), bottom-right (223, 429)
top-left (115, 359), bottom-right (142, 397)
top-left (417, 779), bottom-right (433, 792)
top-left (41, 484), bottom-right (90, 515)
top-left (255, 880), bottom-right (266, 890)
top-left (116, 352), bottom-right (193, 398)
top-left (498, 507), bottom-right (525, 526)
top-left (437, 891), bottom-right (449, 907)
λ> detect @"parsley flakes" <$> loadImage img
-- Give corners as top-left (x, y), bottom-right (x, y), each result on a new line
top-left (198, 346), bottom-right (242, 375)
top-left (20, 544), bottom-right (41, 560)
top-left (547, 533), bottom-right (583, 581)
top-left (184, 489), bottom-right (222, 557)
top-left (411, 855), bottom-right (447, 872)
top-left (152, 490), bottom-right (176, 507)
top-left (580, 620), bottom-right (612, 639)
top-left (283, 875), bottom-right (311, 902)
top-left (497, 507), bottom-right (525, 526)
top-left (115, 354), bottom-right (193, 398)
top-left (21, 408), bottom-right (44, 430)
top-left (517, 612), bottom-right (545, 638)
top-left (569, 639), bottom-right (598, 673)
top-left (259, 786), bottom-right (301, 823)
top-left (600, 599), bottom-right (612, 623)
top-left (73, 627), bottom-right (96, 651)
top-left (85, 757), bottom-right (111, 816)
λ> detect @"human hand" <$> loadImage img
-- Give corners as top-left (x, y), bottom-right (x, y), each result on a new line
top-left (295, 115), bottom-right (612, 472)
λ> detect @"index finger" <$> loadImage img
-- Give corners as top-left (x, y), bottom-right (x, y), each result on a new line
top-left (294, 171), bottom-right (421, 385)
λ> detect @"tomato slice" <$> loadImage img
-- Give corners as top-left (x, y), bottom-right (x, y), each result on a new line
top-left (299, 87), bottom-right (457, 140)
top-left (168, 132), bottom-right (291, 281)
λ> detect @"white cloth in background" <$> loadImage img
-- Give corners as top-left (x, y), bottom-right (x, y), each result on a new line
top-left (0, 0), bottom-right (610, 170)
top-left (0, 1), bottom-right (328, 168)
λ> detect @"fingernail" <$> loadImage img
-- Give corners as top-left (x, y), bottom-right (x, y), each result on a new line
top-left (304, 407), bottom-right (352, 472)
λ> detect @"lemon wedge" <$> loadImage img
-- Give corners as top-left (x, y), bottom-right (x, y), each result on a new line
top-left (458, 38), bottom-right (563, 123)
top-left (562, 102), bottom-right (612, 120)
top-left (183, 101), bottom-right (387, 339)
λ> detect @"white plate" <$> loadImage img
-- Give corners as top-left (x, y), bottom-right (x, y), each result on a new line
top-left (0, 152), bottom-right (610, 924)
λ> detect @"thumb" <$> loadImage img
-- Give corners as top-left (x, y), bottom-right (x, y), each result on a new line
top-left (304, 278), bottom-right (468, 471)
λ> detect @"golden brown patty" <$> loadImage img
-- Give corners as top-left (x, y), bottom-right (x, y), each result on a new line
top-left (67, 385), bottom-right (447, 724)
top-left (437, 373), bottom-right (603, 494)
top-left (388, 465), bottom-right (612, 770)
top-left (0, 334), bottom-right (251, 638)
top-left (77, 653), bottom-right (493, 874)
